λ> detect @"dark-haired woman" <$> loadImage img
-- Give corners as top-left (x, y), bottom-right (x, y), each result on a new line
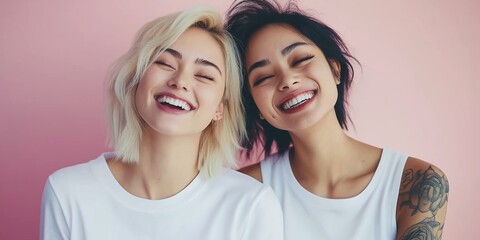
top-left (226, 0), bottom-right (448, 239)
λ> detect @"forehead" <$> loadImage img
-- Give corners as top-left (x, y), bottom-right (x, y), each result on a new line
top-left (246, 24), bottom-right (310, 60)
top-left (169, 27), bottom-right (225, 66)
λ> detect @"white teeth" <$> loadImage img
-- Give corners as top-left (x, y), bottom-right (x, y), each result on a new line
top-left (157, 96), bottom-right (191, 110)
top-left (282, 92), bottom-right (314, 110)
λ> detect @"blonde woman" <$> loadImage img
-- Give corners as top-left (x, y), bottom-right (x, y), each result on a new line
top-left (40, 6), bottom-right (283, 240)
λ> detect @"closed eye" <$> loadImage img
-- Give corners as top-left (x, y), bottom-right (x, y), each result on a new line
top-left (291, 55), bottom-right (314, 67)
top-left (154, 60), bottom-right (175, 70)
top-left (196, 74), bottom-right (214, 81)
top-left (252, 75), bottom-right (274, 87)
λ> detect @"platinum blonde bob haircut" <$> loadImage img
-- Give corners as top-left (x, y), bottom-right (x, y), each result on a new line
top-left (106, 6), bottom-right (245, 176)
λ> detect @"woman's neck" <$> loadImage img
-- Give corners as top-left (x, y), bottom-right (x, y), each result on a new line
top-left (109, 131), bottom-right (201, 200)
top-left (290, 114), bottom-right (352, 180)
top-left (288, 111), bottom-right (381, 198)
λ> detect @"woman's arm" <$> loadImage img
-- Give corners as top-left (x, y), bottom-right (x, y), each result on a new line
top-left (396, 157), bottom-right (449, 240)
top-left (40, 178), bottom-right (70, 240)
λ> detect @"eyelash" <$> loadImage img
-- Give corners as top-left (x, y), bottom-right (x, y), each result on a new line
top-left (252, 55), bottom-right (314, 86)
top-left (196, 74), bottom-right (214, 81)
top-left (253, 75), bottom-right (273, 87)
top-left (155, 61), bottom-right (214, 81)
top-left (154, 60), bottom-right (175, 69)
top-left (291, 55), bottom-right (314, 67)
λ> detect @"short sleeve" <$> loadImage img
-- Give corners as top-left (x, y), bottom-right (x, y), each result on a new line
top-left (40, 177), bottom-right (70, 240)
top-left (241, 186), bottom-right (284, 240)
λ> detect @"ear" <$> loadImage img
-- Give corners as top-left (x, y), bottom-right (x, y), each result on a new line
top-left (212, 102), bottom-right (224, 121)
top-left (329, 60), bottom-right (341, 85)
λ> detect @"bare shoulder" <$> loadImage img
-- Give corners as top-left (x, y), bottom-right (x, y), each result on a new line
top-left (403, 157), bottom-right (447, 175)
top-left (396, 157), bottom-right (449, 240)
top-left (238, 162), bottom-right (263, 183)
top-left (399, 157), bottom-right (449, 209)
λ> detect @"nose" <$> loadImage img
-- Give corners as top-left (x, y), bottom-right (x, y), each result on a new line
top-left (167, 70), bottom-right (191, 91)
top-left (278, 71), bottom-right (300, 91)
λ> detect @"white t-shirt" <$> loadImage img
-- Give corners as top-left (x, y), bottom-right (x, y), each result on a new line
top-left (41, 153), bottom-right (283, 240)
top-left (261, 148), bottom-right (408, 240)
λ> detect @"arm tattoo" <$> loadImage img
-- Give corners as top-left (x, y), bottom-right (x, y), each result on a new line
top-left (399, 166), bottom-right (449, 239)
top-left (400, 166), bottom-right (449, 215)
top-left (400, 218), bottom-right (444, 240)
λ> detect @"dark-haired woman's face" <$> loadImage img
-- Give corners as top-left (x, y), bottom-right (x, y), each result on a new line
top-left (245, 24), bottom-right (340, 132)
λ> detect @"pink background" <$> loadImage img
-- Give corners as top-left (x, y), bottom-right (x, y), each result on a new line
top-left (1, 0), bottom-right (478, 239)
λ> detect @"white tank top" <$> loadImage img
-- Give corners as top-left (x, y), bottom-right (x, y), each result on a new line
top-left (261, 148), bottom-right (408, 240)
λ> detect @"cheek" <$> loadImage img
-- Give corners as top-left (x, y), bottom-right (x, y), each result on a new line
top-left (251, 91), bottom-right (269, 110)
top-left (134, 88), bottom-right (148, 122)
top-left (310, 69), bottom-right (339, 96)
top-left (134, 76), bottom-right (156, 117)
top-left (250, 91), bottom-right (259, 102)
top-left (134, 84), bottom-right (144, 106)
top-left (201, 86), bottom-right (224, 111)
top-left (135, 80), bottom-right (149, 105)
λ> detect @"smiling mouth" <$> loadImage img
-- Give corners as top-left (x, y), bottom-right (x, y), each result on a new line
top-left (155, 95), bottom-right (192, 111)
top-left (280, 90), bottom-right (316, 111)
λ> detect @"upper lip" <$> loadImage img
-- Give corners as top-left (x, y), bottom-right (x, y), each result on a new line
top-left (277, 89), bottom-right (317, 109)
top-left (154, 92), bottom-right (196, 110)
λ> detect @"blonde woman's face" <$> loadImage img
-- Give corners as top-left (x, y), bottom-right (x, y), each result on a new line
top-left (135, 27), bottom-right (226, 137)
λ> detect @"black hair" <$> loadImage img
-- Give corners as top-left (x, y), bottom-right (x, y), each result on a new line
top-left (225, 0), bottom-right (357, 158)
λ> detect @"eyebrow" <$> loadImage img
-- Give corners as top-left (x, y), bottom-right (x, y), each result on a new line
top-left (281, 42), bottom-right (307, 56)
top-left (247, 41), bottom-right (308, 76)
top-left (164, 48), bottom-right (222, 76)
top-left (195, 58), bottom-right (222, 76)
top-left (247, 59), bottom-right (271, 76)
top-left (165, 48), bottom-right (182, 59)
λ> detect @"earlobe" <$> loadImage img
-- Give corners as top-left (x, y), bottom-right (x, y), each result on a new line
top-left (213, 102), bottom-right (224, 121)
top-left (213, 113), bottom-right (223, 121)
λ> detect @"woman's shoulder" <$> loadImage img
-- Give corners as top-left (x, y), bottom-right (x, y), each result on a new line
top-left (211, 167), bottom-right (275, 200)
top-left (398, 156), bottom-right (449, 212)
top-left (238, 150), bottom-right (289, 183)
top-left (209, 169), bottom-right (283, 239)
top-left (216, 167), bottom-right (265, 189)
top-left (46, 153), bottom-right (108, 193)
top-left (213, 168), bottom-right (280, 208)
top-left (400, 156), bottom-right (449, 195)
top-left (403, 156), bottom-right (446, 173)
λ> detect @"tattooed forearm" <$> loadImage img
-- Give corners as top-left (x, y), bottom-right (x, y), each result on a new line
top-left (400, 166), bottom-right (449, 216)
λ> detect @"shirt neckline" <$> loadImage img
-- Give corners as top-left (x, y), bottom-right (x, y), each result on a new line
top-left (91, 152), bottom-right (205, 213)
top-left (283, 148), bottom-right (390, 207)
